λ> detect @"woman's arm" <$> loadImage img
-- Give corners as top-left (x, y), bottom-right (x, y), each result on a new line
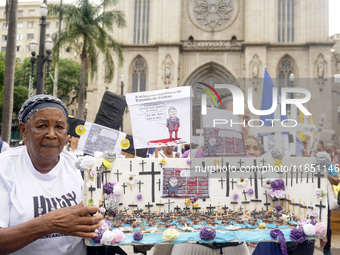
top-left (0, 203), bottom-right (101, 255)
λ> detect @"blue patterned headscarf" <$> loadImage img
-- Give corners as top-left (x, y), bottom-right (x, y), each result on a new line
top-left (18, 95), bottom-right (68, 123)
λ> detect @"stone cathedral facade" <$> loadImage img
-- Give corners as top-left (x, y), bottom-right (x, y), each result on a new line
top-left (87, 0), bottom-right (340, 142)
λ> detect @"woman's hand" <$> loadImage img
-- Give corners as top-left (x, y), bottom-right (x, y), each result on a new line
top-left (44, 202), bottom-right (102, 238)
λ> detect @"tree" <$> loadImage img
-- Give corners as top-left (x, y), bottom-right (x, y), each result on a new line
top-left (50, 0), bottom-right (126, 118)
top-left (1, 0), bottom-right (18, 143)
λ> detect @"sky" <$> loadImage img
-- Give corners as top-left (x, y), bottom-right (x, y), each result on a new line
top-left (16, 0), bottom-right (340, 36)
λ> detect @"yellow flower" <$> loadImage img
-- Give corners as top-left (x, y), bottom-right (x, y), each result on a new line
top-left (259, 223), bottom-right (266, 229)
top-left (185, 199), bottom-right (191, 205)
top-left (102, 159), bottom-right (111, 169)
top-left (273, 158), bottom-right (282, 167)
top-left (214, 160), bottom-right (220, 165)
top-left (193, 202), bottom-right (199, 208)
top-left (162, 228), bottom-right (179, 242)
top-left (161, 158), bottom-right (166, 165)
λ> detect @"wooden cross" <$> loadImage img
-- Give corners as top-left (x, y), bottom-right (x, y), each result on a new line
top-left (102, 169), bottom-right (111, 184)
top-left (226, 162), bottom-right (230, 197)
top-left (249, 175), bottom-right (253, 186)
top-left (130, 160), bottom-right (133, 172)
top-left (156, 201), bottom-right (164, 213)
top-left (139, 159), bottom-right (147, 171)
top-left (290, 168), bottom-right (294, 187)
top-left (137, 180), bottom-right (144, 193)
top-left (139, 162), bottom-right (160, 202)
top-left (230, 201), bottom-right (238, 211)
top-left (174, 206), bottom-right (181, 213)
top-left (242, 189), bottom-right (248, 200)
top-left (253, 159), bottom-right (259, 198)
top-left (259, 175), bottom-right (264, 187)
top-left (121, 183), bottom-right (127, 194)
top-left (218, 177), bottom-right (225, 189)
top-left (206, 204), bottom-right (216, 213)
top-left (238, 158), bottom-right (244, 167)
top-left (260, 158), bottom-right (266, 166)
top-left (315, 201), bottom-right (326, 220)
top-left (230, 179), bottom-right (237, 190)
top-left (222, 205), bottom-right (228, 211)
top-left (263, 190), bottom-right (270, 210)
top-left (89, 185), bottom-right (96, 198)
top-left (113, 169), bottom-right (122, 182)
top-left (183, 205), bottom-right (190, 212)
top-left (215, 202), bottom-right (222, 213)
top-left (164, 199), bottom-right (175, 213)
top-left (128, 203), bottom-right (138, 214)
top-left (156, 178), bottom-right (161, 191)
top-left (193, 207), bottom-right (201, 213)
top-left (96, 165), bottom-right (103, 188)
top-left (314, 170), bottom-right (325, 189)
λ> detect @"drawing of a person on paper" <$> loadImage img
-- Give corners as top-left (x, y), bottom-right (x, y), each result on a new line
top-left (166, 106), bottom-right (180, 140)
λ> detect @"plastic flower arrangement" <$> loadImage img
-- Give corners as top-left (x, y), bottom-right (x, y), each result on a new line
top-left (184, 195), bottom-right (199, 209)
top-left (316, 190), bottom-right (326, 201)
top-left (267, 179), bottom-right (285, 199)
top-left (127, 173), bottom-right (137, 190)
top-left (200, 226), bottom-right (216, 241)
top-left (237, 178), bottom-right (248, 187)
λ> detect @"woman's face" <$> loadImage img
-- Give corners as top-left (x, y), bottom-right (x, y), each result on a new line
top-left (245, 137), bottom-right (261, 157)
top-left (20, 108), bottom-right (68, 165)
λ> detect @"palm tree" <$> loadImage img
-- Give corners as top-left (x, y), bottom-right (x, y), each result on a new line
top-left (1, 0), bottom-right (18, 143)
top-left (50, 0), bottom-right (126, 119)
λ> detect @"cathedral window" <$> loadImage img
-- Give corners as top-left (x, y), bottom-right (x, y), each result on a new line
top-left (133, 0), bottom-right (150, 44)
top-left (132, 57), bottom-right (147, 92)
top-left (278, 0), bottom-right (295, 42)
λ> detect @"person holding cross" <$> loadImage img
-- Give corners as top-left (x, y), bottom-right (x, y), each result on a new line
top-left (0, 95), bottom-right (102, 255)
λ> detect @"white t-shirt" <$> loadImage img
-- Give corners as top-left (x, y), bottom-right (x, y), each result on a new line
top-left (0, 146), bottom-right (86, 255)
top-left (0, 140), bottom-right (9, 153)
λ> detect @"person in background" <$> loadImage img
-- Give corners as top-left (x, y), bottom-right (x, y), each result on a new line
top-left (0, 95), bottom-right (101, 255)
top-left (64, 135), bottom-right (83, 157)
top-left (244, 136), bottom-right (261, 157)
top-left (157, 146), bottom-right (176, 158)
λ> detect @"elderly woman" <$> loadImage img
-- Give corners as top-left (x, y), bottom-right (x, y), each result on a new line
top-left (0, 95), bottom-right (101, 255)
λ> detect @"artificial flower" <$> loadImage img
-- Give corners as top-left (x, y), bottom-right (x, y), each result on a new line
top-left (89, 169), bottom-right (96, 178)
top-left (248, 188), bottom-right (254, 195)
top-left (316, 190), bottom-right (326, 201)
top-left (303, 223), bottom-right (316, 236)
top-left (102, 159), bottom-right (112, 169)
top-left (79, 155), bottom-right (96, 170)
top-left (137, 194), bottom-right (143, 200)
top-left (290, 227), bottom-right (306, 243)
top-left (259, 223), bottom-right (266, 229)
top-left (111, 229), bottom-right (126, 243)
top-left (311, 211), bottom-right (318, 219)
top-left (267, 189), bottom-right (286, 199)
top-left (270, 229), bottom-right (287, 255)
top-left (271, 147), bottom-right (285, 159)
top-left (314, 222), bottom-right (326, 237)
top-left (233, 193), bottom-right (239, 200)
top-left (214, 160), bottom-right (220, 165)
top-left (185, 199), bottom-right (191, 205)
top-left (193, 202), bottom-right (199, 208)
top-left (100, 220), bottom-right (112, 231)
top-left (162, 227), bottom-right (180, 242)
top-left (104, 150), bottom-right (116, 161)
top-left (271, 179), bottom-right (285, 190)
top-left (200, 226), bottom-right (216, 241)
top-left (161, 158), bottom-right (166, 165)
top-left (100, 230), bottom-right (115, 245)
top-left (187, 159), bottom-right (192, 164)
top-left (127, 174), bottom-right (137, 185)
top-left (99, 207), bottom-right (106, 214)
top-left (133, 231), bottom-right (143, 241)
top-left (189, 195), bottom-right (198, 203)
top-left (93, 228), bottom-right (105, 243)
top-left (113, 185), bottom-right (122, 195)
top-left (315, 152), bottom-right (331, 169)
top-left (104, 182), bottom-right (115, 194)
top-left (237, 178), bottom-right (248, 187)
top-left (263, 178), bottom-right (273, 189)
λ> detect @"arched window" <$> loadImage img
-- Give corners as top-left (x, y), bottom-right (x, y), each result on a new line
top-left (132, 57), bottom-right (147, 92)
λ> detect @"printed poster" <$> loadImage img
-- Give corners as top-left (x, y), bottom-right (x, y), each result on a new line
top-left (126, 87), bottom-right (191, 149)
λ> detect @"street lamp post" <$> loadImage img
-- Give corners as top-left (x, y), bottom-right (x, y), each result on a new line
top-left (84, 103), bottom-right (88, 120)
top-left (35, 3), bottom-right (52, 95)
top-left (120, 75), bottom-right (124, 131)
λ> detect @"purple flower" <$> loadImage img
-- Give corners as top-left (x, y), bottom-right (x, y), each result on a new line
top-left (190, 195), bottom-right (198, 203)
top-left (103, 182), bottom-right (115, 194)
top-left (187, 159), bottom-right (192, 164)
top-left (311, 211), bottom-right (318, 218)
top-left (316, 190), bottom-right (322, 197)
top-left (276, 205), bottom-right (282, 212)
top-left (233, 193), bottom-right (239, 200)
top-left (270, 229), bottom-right (287, 255)
top-left (271, 179), bottom-right (285, 190)
top-left (248, 189), bottom-right (254, 195)
top-left (133, 231), bottom-right (143, 241)
top-left (92, 228), bottom-right (105, 243)
top-left (275, 201), bottom-right (281, 207)
top-left (310, 220), bottom-right (317, 226)
top-left (137, 194), bottom-right (143, 200)
top-left (290, 227), bottom-right (306, 243)
top-left (200, 226), bottom-right (216, 241)
top-left (267, 189), bottom-right (286, 199)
